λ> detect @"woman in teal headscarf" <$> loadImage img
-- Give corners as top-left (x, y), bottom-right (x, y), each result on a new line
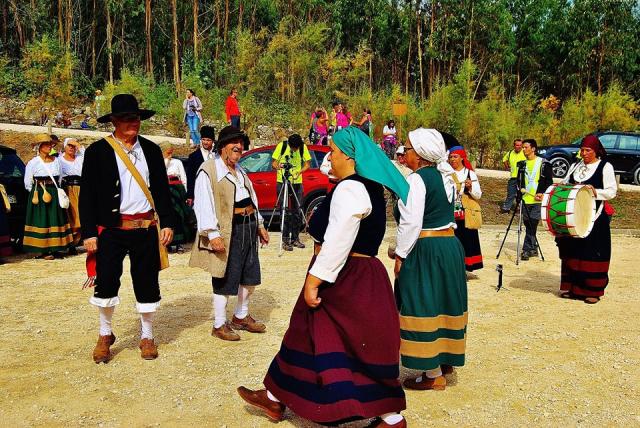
top-left (238, 128), bottom-right (409, 427)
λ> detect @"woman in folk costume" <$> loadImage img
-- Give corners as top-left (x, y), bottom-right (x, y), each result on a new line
top-left (59, 138), bottom-right (84, 251)
top-left (23, 134), bottom-right (73, 259)
top-left (556, 134), bottom-right (617, 304)
top-left (0, 194), bottom-right (11, 260)
top-left (160, 142), bottom-right (192, 253)
top-left (448, 144), bottom-right (483, 272)
top-left (238, 128), bottom-right (409, 428)
top-left (394, 128), bottom-right (467, 391)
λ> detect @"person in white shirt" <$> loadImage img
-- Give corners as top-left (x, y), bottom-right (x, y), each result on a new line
top-left (59, 138), bottom-right (85, 249)
top-left (160, 142), bottom-right (191, 253)
top-left (556, 134), bottom-right (617, 304)
top-left (189, 126), bottom-right (269, 341)
top-left (23, 134), bottom-right (73, 259)
top-left (382, 119), bottom-right (398, 159)
top-left (448, 144), bottom-right (483, 272)
top-left (395, 128), bottom-right (467, 392)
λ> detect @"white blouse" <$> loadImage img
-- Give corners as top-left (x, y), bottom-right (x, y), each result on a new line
top-left (563, 160), bottom-right (617, 200)
top-left (59, 152), bottom-right (84, 178)
top-left (308, 180), bottom-right (372, 283)
top-left (193, 155), bottom-right (263, 240)
top-left (165, 158), bottom-right (187, 187)
top-left (453, 168), bottom-right (482, 200)
top-left (395, 172), bottom-right (456, 259)
top-left (24, 157), bottom-right (62, 191)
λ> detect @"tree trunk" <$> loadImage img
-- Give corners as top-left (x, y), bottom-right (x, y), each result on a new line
top-left (193, 0), bottom-right (199, 62)
top-left (2, 1), bottom-right (7, 47)
top-left (57, 0), bottom-right (64, 43)
top-left (145, 0), bottom-right (153, 77)
top-left (467, 1), bottom-right (473, 61)
top-left (171, 0), bottom-right (181, 92)
top-left (405, 0), bottom-right (413, 97)
top-left (417, 9), bottom-right (424, 101)
top-left (223, 0), bottom-right (229, 45)
top-left (428, 1), bottom-right (436, 96)
top-left (106, 0), bottom-right (113, 84)
top-left (7, 0), bottom-right (24, 48)
top-left (65, 0), bottom-right (72, 49)
top-left (238, 0), bottom-right (243, 33)
top-left (215, 0), bottom-right (221, 60)
top-left (91, 0), bottom-right (96, 78)
top-left (597, 23), bottom-right (605, 95)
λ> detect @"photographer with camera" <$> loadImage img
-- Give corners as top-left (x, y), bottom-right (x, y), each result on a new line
top-left (519, 139), bottom-right (553, 260)
top-left (271, 134), bottom-right (311, 251)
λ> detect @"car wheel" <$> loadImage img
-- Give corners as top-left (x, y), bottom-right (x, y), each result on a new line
top-left (304, 194), bottom-right (325, 227)
top-left (550, 156), bottom-right (570, 178)
top-left (634, 166), bottom-right (640, 186)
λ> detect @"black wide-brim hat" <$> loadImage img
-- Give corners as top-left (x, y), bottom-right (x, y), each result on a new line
top-left (215, 126), bottom-right (249, 151)
top-left (97, 93), bottom-right (155, 123)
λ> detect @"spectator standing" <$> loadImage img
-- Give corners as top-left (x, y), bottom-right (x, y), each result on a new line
top-left (183, 89), bottom-right (203, 148)
top-left (160, 142), bottom-right (192, 253)
top-left (225, 88), bottom-right (242, 128)
top-left (501, 139), bottom-right (526, 213)
top-left (186, 126), bottom-right (216, 204)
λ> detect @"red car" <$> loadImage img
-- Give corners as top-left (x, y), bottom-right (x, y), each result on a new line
top-left (238, 144), bottom-right (334, 224)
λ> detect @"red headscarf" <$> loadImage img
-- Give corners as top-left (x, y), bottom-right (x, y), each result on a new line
top-left (581, 134), bottom-right (607, 158)
top-left (449, 145), bottom-right (474, 171)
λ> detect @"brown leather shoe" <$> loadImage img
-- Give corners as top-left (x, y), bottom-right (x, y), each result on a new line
top-left (231, 314), bottom-right (266, 333)
top-left (365, 417), bottom-right (407, 428)
top-left (139, 338), bottom-right (158, 360)
top-left (237, 387), bottom-right (285, 422)
top-left (92, 333), bottom-right (116, 364)
top-left (212, 323), bottom-right (240, 341)
top-left (403, 373), bottom-right (446, 390)
top-left (442, 364), bottom-right (454, 375)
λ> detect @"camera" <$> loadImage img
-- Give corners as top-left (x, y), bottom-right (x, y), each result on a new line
top-left (281, 154), bottom-right (294, 179)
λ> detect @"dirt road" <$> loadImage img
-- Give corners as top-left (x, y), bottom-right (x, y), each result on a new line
top-left (0, 228), bottom-right (638, 427)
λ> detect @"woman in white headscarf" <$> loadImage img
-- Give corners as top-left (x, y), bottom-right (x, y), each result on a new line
top-left (394, 128), bottom-right (468, 391)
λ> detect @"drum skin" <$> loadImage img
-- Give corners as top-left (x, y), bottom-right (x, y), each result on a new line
top-left (541, 184), bottom-right (596, 238)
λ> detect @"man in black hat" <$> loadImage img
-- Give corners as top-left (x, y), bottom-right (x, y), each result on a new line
top-left (189, 126), bottom-right (269, 341)
top-left (186, 125), bottom-right (215, 205)
top-left (80, 93), bottom-right (175, 363)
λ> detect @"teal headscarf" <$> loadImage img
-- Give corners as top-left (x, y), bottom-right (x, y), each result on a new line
top-left (332, 127), bottom-right (409, 204)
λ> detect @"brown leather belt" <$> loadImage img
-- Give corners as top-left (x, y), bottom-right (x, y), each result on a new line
top-left (419, 228), bottom-right (455, 238)
top-left (234, 206), bottom-right (255, 216)
top-left (118, 211), bottom-right (156, 230)
top-left (313, 243), bottom-right (370, 258)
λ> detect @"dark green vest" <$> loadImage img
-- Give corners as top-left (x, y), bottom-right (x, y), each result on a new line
top-left (416, 166), bottom-right (455, 229)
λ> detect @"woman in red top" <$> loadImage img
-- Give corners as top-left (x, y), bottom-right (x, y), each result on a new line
top-left (225, 88), bottom-right (241, 128)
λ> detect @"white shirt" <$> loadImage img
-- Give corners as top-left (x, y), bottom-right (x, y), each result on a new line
top-left (193, 155), bottom-right (263, 240)
top-left (24, 156), bottom-right (62, 191)
top-left (308, 180), bottom-right (372, 283)
top-left (395, 172), bottom-right (456, 259)
top-left (165, 158), bottom-right (187, 187)
top-left (564, 160), bottom-right (617, 200)
top-left (200, 147), bottom-right (214, 161)
top-left (383, 126), bottom-right (397, 136)
top-left (59, 151), bottom-right (84, 178)
top-left (112, 135), bottom-right (152, 214)
top-left (453, 168), bottom-right (482, 200)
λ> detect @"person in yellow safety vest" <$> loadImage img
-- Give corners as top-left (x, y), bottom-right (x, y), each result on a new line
top-left (519, 139), bottom-right (553, 260)
top-left (500, 139), bottom-right (526, 212)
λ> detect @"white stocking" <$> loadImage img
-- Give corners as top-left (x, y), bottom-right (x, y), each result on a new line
top-left (99, 306), bottom-right (114, 336)
top-left (140, 312), bottom-right (155, 339)
top-left (213, 294), bottom-right (228, 328)
top-left (234, 285), bottom-right (255, 319)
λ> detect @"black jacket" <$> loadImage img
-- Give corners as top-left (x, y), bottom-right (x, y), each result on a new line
top-left (79, 136), bottom-right (175, 239)
top-left (186, 148), bottom-right (205, 200)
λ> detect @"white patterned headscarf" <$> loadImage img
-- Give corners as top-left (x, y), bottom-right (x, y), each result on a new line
top-left (408, 128), bottom-right (456, 202)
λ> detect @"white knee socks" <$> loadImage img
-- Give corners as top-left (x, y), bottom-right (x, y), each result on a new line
top-left (213, 294), bottom-right (229, 328)
top-left (234, 285), bottom-right (255, 319)
top-left (99, 306), bottom-right (115, 336)
top-left (140, 312), bottom-right (155, 339)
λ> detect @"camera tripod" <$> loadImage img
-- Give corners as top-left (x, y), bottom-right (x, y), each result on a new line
top-left (496, 174), bottom-right (545, 265)
top-left (266, 159), bottom-right (308, 255)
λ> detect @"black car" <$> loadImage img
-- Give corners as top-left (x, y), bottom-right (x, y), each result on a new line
top-left (0, 145), bottom-right (28, 248)
top-left (537, 131), bottom-right (640, 184)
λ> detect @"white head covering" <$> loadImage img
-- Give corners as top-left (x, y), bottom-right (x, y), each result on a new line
top-left (63, 137), bottom-right (77, 148)
top-left (408, 128), bottom-right (455, 202)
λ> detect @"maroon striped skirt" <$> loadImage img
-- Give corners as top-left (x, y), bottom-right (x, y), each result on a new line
top-left (556, 213), bottom-right (611, 297)
top-left (263, 256), bottom-right (406, 424)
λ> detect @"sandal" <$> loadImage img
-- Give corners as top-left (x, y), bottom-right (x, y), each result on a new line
top-left (584, 297), bottom-right (600, 304)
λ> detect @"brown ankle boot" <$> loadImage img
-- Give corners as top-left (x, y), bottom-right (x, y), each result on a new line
top-left (139, 338), bottom-right (158, 360)
top-left (230, 314), bottom-right (266, 333)
top-left (237, 387), bottom-right (285, 421)
top-left (92, 333), bottom-right (116, 364)
top-left (403, 372), bottom-right (446, 390)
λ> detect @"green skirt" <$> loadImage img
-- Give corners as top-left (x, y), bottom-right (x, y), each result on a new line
top-left (169, 182), bottom-right (194, 245)
top-left (398, 235), bottom-right (468, 370)
top-left (23, 183), bottom-right (73, 253)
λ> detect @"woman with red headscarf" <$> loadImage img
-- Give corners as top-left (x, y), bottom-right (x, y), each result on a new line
top-left (556, 134), bottom-right (617, 304)
top-left (448, 145), bottom-right (483, 272)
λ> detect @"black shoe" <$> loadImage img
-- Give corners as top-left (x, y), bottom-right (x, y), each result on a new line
top-left (500, 208), bottom-right (510, 214)
top-left (527, 249), bottom-right (539, 258)
top-left (67, 247), bottom-right (78, 256)
top-left (282, 243), bottom-right (293, 251)
top-left (520, 252), bottom-right (529, 261)
top-left (292, 240), bottom-right (305, 249)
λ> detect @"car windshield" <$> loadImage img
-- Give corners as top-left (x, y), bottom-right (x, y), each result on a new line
top-left (239, 150), bottom-right (274, 173)
top-left (0, 152), bottom-right (25, 178)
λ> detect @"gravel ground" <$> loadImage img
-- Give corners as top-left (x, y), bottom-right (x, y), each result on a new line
top-left (0, 228), bottom-right (638, 427)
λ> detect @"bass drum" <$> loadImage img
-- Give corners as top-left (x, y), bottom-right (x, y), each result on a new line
top-left (541, 183), bottom-right (596, 238)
